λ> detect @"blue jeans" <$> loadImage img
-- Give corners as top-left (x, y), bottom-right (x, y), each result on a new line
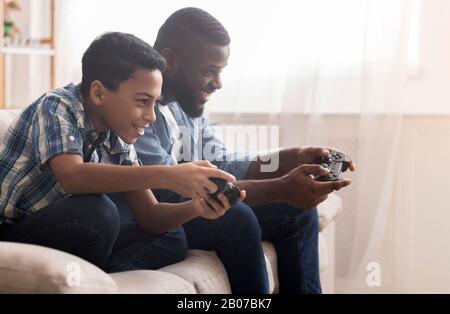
top-left (0, 194), bottom-right (121, 268)
top-left (109, 190), bottom-right (321, 294)
top-left (0, 194), bottom-right (187, 272)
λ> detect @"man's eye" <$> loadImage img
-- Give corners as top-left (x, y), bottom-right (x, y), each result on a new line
top-left (203, 70), bottom-right (215, 77)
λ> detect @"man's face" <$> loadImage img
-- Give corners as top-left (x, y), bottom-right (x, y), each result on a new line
top-left (167, 42), bottom-right (230, 117)
top-left (101, 69), bottom-right (162, 144)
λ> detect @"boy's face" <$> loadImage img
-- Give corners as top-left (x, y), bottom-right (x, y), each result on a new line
top-left (166, 42), bottom-right (230, 117)
top-left (101, 69), bottom-right (162, 144)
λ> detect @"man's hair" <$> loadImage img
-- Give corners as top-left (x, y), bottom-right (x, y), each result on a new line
top-left (154, 7), bottom-right (230, 51)
top-left (81, 32), bottom-right (166, 97)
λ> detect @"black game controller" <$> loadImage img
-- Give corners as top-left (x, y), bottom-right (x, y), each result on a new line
top-left (208, 178), bottom-right (241, 206)
top-left (316, 151), bottom-right (351, 182)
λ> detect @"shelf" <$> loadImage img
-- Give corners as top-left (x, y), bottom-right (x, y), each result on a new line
top-left (1, 46), bottom-right (55, 56)
top-left (0, 0), bottom-right (57, 109)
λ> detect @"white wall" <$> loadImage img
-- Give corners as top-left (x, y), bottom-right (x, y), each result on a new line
top-left (207, 111), bottom-right (450, 293)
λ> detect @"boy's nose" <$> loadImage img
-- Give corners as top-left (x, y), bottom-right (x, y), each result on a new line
top-left (144, 106), bottom-right (156, 124)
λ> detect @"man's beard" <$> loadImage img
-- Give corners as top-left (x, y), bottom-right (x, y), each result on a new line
top-left (167, 72), bottom-right (204, 118)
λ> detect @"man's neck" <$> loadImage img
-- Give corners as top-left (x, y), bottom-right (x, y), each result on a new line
top-left (160, 86), bottom-right (176, 105)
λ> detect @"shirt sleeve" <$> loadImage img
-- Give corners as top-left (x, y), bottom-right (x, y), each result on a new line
top-left (31, 96), bottom-right (83, 170)
top-left (135, 124), bottom-right (175, 166)
top-left (200, 117), bottom-right (255, 180)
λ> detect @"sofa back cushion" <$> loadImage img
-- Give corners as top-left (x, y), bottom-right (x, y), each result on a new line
top-left (0, 109), bottom-right (21, 140)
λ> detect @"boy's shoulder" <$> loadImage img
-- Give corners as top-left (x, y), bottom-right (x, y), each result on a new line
top-left (31, 83), bottom-right (85, 127)
top-left (40, 83), bottom-right (83, 112)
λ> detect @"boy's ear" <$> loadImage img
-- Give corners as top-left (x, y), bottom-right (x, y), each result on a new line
top-left (160, 48), bottom-right (178, 74)
top-left (89, 80), bottom-right (105, 106)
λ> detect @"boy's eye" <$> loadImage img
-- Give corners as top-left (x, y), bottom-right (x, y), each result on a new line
top-left (137, 99), bottom-right (150, 106)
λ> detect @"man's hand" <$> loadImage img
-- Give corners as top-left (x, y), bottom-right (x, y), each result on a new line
top-left (278, 164), bottom-right (351, 210)
top-left (296, 146), bottom-right (357, 171)
top-left (190, 190), bottom-right (246, 220)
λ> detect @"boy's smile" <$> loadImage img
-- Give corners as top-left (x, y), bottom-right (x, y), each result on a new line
top-left (93, 69), bottom-right (163, 144)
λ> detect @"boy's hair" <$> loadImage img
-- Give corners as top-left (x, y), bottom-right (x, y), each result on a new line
top-left (154, 7), bottom-right (230, 52)
top-left (81, 32), bottom-right (166, 97)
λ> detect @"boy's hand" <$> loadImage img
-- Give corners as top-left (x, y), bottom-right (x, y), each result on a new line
top-left (166, 160), bottom-right (236, 198)
top-left (192, 190), bottom-right (246, 220)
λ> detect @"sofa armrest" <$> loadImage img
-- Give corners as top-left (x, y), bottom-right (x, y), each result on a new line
top-left (317, 193), bottom-right (343, 231)
top-left (0, 241), bottom-right (117, 293)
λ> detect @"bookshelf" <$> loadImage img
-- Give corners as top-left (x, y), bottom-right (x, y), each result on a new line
top-left (0, 0), bottom-right (56, 109)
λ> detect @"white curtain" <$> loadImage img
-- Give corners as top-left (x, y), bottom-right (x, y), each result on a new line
top-left (57, 0), bottom-right (450, 293)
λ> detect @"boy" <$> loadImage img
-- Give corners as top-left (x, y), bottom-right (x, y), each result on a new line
top-left (0, 32), bottom-right (242, 271)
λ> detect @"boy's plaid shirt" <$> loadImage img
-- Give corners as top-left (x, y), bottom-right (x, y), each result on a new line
top-left (0, 83), bottom-right (140, 225)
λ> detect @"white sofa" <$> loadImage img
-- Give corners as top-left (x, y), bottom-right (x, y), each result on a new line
top-left (0, 109), bottom-right (342, 293)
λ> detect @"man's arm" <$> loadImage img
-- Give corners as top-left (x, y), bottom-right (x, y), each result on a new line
top-left (243, 148), bottom-right (301, 180)
top-left (245, 146), bottom-right (357, 180)
top-left (236, 164), bottom-right (351, 209)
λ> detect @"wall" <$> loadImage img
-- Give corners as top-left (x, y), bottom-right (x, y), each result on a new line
top-left (207, 111), bottom-right (450, 293)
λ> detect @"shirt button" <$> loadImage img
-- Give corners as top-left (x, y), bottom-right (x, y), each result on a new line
top-left (69, 136), bottom-right (75, 141)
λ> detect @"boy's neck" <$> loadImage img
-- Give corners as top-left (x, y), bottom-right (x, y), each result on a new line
top-left (82, 97), bottom-right (110, 134)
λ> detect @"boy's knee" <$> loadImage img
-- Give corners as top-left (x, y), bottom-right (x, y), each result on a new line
top-left (164, 227), bottom-right (189, 264)
top-left (75, 194), bottom-right (120, 238)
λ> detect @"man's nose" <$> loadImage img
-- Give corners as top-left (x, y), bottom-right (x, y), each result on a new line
top-left (212, 74), bottom-right (222, 90)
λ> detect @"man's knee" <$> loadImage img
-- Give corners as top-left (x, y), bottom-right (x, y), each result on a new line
top-left (224, 203), bottom-right (262, 238)
top-left (289, 207), bottom-right (320, 236)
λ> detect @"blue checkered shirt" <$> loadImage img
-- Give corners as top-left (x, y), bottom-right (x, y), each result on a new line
top-left (0, 83), bottom-right (140, 225)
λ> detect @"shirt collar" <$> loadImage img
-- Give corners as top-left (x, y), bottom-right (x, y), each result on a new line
top-left (69, 83), bottom-right (130, 155)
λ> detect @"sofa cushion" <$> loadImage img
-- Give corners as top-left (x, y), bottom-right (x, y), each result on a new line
top-left (318, 193), bottom-right (343, 231)
top-left (159, 249), bottom-right (232, 294)
top-left (0, 241), bottom-right (118, 293)
top-left (110, 270), bottom-right (195, 294)
top-left (0, 109), bottom-right (20, 138)
top-left (159, 242), bottom-right (279, 294)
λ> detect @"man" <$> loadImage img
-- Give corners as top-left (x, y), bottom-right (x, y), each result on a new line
top-left (0, 32), bottom-right (240, 271)
top-left (132, 8), bottom-right (355, 294)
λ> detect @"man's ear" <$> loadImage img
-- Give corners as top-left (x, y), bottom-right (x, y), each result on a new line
top-left (89, 80), bottom-right (105, 106)
top-left (160, 48), bottom-right (179, 74)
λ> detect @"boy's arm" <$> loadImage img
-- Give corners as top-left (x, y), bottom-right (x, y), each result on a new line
top-left (123, 189), bottom-right (197, 234)
top-left (48, 154), bottom-right (236, 198)
top-left (123, 188), bottom-right (243, 234)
